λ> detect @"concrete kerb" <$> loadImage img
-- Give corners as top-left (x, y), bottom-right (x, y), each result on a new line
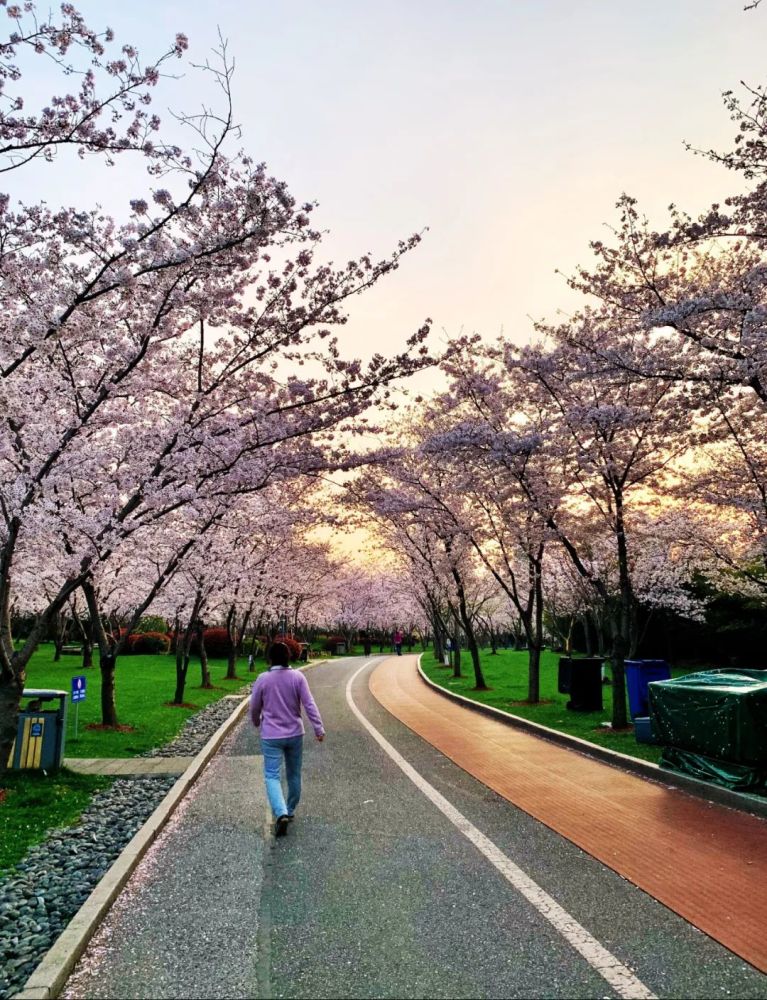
top-left (14, 692), bottom-right (252, 1000)
top-left (416, 657), bottom-right (767, 821)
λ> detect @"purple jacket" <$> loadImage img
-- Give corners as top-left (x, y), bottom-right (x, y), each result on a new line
top-left (249, 667), bottom-right (325, 739)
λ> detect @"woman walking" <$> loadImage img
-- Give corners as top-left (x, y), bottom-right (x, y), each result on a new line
top-left (249, 641), bottom-right (325, 837)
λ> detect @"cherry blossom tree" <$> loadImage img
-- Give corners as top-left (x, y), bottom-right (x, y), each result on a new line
top-left (509, 334), bottom-right (692, 727)
top-left (0, 3), bottom-right (435, 768)
top-left (352, 457), bottom-right (489, 688)
top-left (416, 344), bottom-right (559, 702)
top-left (547, 64), bottom-right (767, 601)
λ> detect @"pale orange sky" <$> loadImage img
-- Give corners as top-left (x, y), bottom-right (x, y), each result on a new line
top-left (11, 2), bottom-right (765, 402)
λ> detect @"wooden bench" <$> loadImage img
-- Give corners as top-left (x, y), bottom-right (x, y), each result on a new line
top-left (61, 646), bottom-right (83, 655)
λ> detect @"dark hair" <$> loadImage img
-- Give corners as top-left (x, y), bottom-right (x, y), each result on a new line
top-left (268, 641), bottom-right (290, 668)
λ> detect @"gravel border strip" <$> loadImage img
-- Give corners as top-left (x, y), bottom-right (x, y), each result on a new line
top-left (14, 694), bottom-right (250, 1000)
top-left (416, 656), bottom-right (767, 820)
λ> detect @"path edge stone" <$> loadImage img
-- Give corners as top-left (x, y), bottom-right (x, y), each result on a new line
top-left (13, 694), bottom-right (251, 1000)
top-left (416, 657), bottom-right (767, 820)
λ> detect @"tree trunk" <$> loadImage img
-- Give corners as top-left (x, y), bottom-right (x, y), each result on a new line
top-left (610, 616), bottom-right (629, 730)
top-left (0, 669), bottom-right (25, 773)
top-left (82, 581), bottom-right (121, 727)
top-left (629, 601), bottom-right (640, 659)
top-left (199, 631), bottom-right (212, 689)
top-left (583, 614), bottom-right (594, 657)
top-left (73, 612), bottom-right (93, 669)
top-left (238, 605), bottom-right (253, 656)
top-left (432, 617), bottom-right (444, 663)
top-left (225, 646), bottom-right (237, 680)
top-left (526, 557), bottom-right (544, 704)
top-left (173, 621), bottom-right (197, 704)
top-left (99, 651), bottom-right (118, 727)
top-left (611, 500), bottom-right (633, 730)
top-left (527, 644), bottom-right (541, 705)
top-left (451, 569), bottom-right (486, 690)
top-left (173, 650), bottom-right (191, 704)
top-left (52, 612), bottom-right (69, 662)
top-left (466, 631), bottom-right (485, 689)
top-left (225, 603), bottom-right (238, 680)
top-left (452, 629), bottom-right (462, 678)
top-left (81, 633), bottom-right (93, 670)
top-left (489, 623), bottom-right (498, 655)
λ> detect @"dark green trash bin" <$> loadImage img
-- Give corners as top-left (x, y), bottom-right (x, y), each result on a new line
top-left (558, 657), bottom-right (603, 712)
top-left (9, 689), bottom-right (68, 770)
top-left (648, 670), bottom-right (767, 791)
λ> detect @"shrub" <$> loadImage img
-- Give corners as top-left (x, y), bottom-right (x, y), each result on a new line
top-left (127, 631), bottom-right (170, 655)
top-left (198, 626), bottom-right (234, 659)
top-left (273, 635), bottom-right (302, 661)
top-left (133, 616), bottom-right (169, 635)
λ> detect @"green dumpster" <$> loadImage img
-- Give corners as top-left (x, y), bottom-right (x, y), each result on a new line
top-left (648, 669), bottom-right (767, 792)
top-left (8, 688), bottom-right (68, 770)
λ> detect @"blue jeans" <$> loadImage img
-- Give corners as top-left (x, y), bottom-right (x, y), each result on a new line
top-left (261, 735), bottom-right (303, 819)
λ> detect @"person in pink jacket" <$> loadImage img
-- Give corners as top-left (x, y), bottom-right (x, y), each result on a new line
top-left (249, 641), bottom-right (325, 837)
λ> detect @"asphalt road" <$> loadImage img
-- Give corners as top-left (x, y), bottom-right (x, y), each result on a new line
top-left (61, 657), bottom-right (767, 999)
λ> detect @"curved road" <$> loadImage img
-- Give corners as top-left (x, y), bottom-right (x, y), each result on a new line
top-left (62, 656), bottom-right (767, 999)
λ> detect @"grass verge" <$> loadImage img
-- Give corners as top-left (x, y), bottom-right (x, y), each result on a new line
top-left (22, 645), bottom-right (266, 758)
top-left (420, 648), bottom-right (668, 764)
top-left (0, 769), bottom-right (112, 874)
top-left (2, 645), bottom-right (270, 875)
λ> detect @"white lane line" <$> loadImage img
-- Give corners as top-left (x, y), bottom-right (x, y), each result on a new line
top-left (346, 660), bottom-right (656, 1000)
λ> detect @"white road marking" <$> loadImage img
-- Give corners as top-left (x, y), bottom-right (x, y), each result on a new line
top-left (346, 660), bottom-right (656, 1000)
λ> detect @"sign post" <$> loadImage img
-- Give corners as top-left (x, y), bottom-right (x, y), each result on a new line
top-left (71, 675), bottom-right (86, 739)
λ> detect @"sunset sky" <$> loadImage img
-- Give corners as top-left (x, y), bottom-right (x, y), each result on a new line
top-left (15, 2), bottom-right (767, 395)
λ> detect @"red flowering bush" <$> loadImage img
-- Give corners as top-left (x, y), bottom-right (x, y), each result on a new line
top-left (127, 631), bottom-right (170, 654)
top-left (198, 627), bottom-right (234, 658)
top-left (273, 635), bottom-right (302, 661)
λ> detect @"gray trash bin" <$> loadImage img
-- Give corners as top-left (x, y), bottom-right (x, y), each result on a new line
top-left (9, 689), bottom-right (68, 770)
top-left (335, 642), bottom-right (346, 655)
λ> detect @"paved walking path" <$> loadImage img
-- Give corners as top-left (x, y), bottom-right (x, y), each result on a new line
top-left (63, 757), bottom-right (195, 775)
top-left (371, 656), bottom-right (767, 974)
top-left (59, 657), bottom-right (767, 999)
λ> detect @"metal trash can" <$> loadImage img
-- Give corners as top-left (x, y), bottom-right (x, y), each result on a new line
top-left (625, 660), bottom-right (671, 720)
top-left (335, 642), bottom-right (346, 655)
top-left (9, 689), bottom-right (68, 770)
top-left (558, 657), bottom-right (604, 712)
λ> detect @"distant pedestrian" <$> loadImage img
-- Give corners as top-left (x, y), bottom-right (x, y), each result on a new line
top-left (248, 652), bottom-right (255, 672)
top-left (393, 628), bottom-right (403, 656)
top-left (249, 641), bottom-right (325, 838)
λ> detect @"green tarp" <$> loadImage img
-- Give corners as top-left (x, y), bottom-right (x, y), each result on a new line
top-left (648, 669), bottom-right (767, 793)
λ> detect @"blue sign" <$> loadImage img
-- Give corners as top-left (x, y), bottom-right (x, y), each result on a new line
top-left (71, 675), bottom-right (87, 702)
top-left (30, 722), bottom-right (43, 737)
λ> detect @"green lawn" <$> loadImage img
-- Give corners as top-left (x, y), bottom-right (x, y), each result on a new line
top-left (420, 648), bottom-right (689, 764)
top-left (0, 768), bottom-right (112, 874)
top-left (21, 644), bottom-right (265, 758)
top-left (1, 645), bottom-right (270, 873)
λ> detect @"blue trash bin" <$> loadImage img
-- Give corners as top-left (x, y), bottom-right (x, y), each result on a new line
top-left (625, 660), bottom-right (671, 720)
